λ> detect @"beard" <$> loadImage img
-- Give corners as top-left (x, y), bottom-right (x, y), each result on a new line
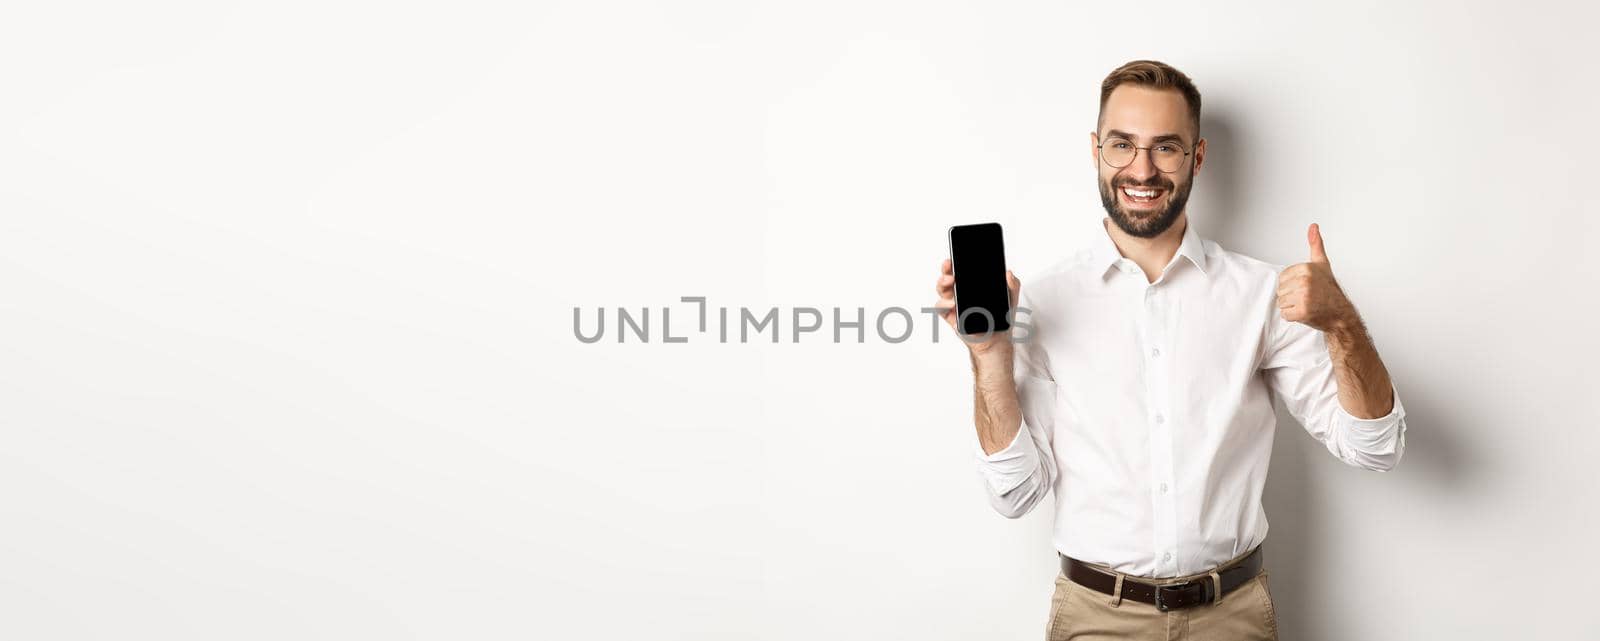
top-left (1098, 167), bottom-right (1194, 239)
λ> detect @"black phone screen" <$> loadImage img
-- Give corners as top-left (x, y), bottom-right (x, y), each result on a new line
top-left (948, 223), bottom-right (1011, 335)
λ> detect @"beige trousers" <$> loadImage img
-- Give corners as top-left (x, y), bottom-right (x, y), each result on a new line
top-left (1045, 562), bottom-right (1278, 640)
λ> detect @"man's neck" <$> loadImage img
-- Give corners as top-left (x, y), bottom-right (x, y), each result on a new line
top-left (1104, 213), bottom-right (1188, 284)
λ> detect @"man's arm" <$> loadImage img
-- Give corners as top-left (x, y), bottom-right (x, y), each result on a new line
top-left (971, 348), bottom-right (1023, 455)
top-left (1324, 316), bottom-right (1395, 419)
top-left (1268, 223), bottom-right (1406, 471)
top-left (1277, 223), bottom-right (1396, 418)
top-left (935, 260), bottom-right (1056, 518)
top-left (936, 258), bottom-right (1025, 453)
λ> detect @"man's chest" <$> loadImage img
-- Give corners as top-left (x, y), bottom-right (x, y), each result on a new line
top-left (1029, 277), bottom-right (1276, 415)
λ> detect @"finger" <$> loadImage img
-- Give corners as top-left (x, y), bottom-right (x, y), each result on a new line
top-left (1006, 270), bottom-right (1021, 307)
top-left (1308, 223), bottom-right (1329, 264)
top-left (936, 274), bottom-right (954, 296)
top-left (933, 297), bottom-right (957, 325)
top-left (941, 258), bottom-right (953, 275)
top-left (1276, 271), bottom-right (1306, 294)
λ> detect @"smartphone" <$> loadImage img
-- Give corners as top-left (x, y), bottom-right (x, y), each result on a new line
top-left (947, 222), bottom-right (1011, 335)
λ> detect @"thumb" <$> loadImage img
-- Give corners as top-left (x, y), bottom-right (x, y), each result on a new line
top-left (1307, 223), bottom-right (1329, 264)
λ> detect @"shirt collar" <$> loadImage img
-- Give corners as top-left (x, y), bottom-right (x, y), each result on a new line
top-left (1091, 217), bottom-right (1210, 280)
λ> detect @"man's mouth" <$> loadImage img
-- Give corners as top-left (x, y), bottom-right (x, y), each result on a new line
top-left (1119, 185), bottom-right (1167, 208)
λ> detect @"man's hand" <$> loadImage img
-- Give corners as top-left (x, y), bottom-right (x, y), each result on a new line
top-left (934, 258), bottom-right (1021, 357)
top-left (1276, 223), bottom-right (1358, 333)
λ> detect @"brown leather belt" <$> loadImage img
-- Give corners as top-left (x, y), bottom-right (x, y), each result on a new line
top-left (1060, 545), bottom-right (1263, 612)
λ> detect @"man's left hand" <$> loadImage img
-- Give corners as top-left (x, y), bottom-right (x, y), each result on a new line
top-left (1276, 223), bottom-right (1358, 333)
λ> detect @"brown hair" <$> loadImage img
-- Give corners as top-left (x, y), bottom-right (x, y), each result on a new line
top-left (1099, 60), bottom-right (1201, 136)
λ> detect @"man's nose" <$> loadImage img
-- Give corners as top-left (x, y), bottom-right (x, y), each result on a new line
top-left (1123, 148), bottom-right (1159, 181)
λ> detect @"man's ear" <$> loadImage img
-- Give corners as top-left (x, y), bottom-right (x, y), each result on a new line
top-left (1192, 137), bottom-right (1206, 176)
top-left (1089, 131), bottom-right (1101, 168)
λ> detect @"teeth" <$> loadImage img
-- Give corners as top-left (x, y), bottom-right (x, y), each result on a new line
top-left (1123, 187), bottom-right (1158, 198)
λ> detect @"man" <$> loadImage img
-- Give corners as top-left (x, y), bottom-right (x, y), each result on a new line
top-left (932, 60), bottom-right (1406, 640)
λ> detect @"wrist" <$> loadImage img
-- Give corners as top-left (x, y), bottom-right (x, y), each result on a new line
top-left (1325, 311), bottom-right (1367, 344)
top-left (970, 344), bottom-right (1015, 379)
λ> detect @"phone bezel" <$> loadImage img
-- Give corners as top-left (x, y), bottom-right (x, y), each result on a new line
top-left (946, 222), bottom-right (1011, 336)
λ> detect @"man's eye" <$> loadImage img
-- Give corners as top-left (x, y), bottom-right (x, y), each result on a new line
top-left (1155, 144), bottom-right (1178, 154)
top-left (1110, 141), bottom-right (1132, 150)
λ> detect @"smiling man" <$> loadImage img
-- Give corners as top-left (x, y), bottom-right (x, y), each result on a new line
top-left (933, 60), bottom-right (1407, 640)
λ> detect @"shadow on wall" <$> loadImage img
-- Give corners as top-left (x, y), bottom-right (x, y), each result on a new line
top-left (1197, 107), bottom-right (1479, 641)
top-left (1261, 360), bottom-right (1479, 641)
top-left (1190, 110), bottom-right (1246, 250)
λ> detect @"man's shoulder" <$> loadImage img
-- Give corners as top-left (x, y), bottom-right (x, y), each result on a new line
top-left (1203, 240), bottom-right (1291, 278)
top-left (1028, 250), bottom-right (1097, 285)
top-left (1018, 249), bottom-right (1103, 306)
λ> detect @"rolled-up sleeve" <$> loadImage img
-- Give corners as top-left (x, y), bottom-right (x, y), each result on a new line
top-left (1260, 311), bottom-right (1407, 472)
top-left (973, 291), bottom-right (1059, 518)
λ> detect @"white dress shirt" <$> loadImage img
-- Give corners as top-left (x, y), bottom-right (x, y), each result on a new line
top-left (976, 218), bottom-right (1406, 578)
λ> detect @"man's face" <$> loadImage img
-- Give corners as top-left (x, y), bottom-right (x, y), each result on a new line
top-left (1093, 85), bottom-right (1205, 238)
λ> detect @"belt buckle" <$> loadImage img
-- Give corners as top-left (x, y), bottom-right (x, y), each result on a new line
top-left (1154, 581), bottom-right (1200, 612)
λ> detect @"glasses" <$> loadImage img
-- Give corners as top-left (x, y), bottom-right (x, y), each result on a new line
top-left (1097, 136), bottom-right (1193, 173)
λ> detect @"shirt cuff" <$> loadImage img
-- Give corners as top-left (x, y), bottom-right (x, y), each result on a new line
top-left (975, 424), bottom-right (1027, 460)
top-left (974, 422), bottom-right (1038, 496)
top-left (1333, 384), bottom-right (1406, 453)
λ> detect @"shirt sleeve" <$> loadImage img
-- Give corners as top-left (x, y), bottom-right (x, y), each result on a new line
top-left (1259, 308), bottom-right (1407, 472)
top-left (973, 288), bottom-right (1059, 518)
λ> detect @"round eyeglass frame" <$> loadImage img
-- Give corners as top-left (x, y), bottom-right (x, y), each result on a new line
top-left (1096, 136), bottom-right (1194, 173)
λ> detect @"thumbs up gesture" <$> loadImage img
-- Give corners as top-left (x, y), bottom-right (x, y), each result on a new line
top-left (1277, 223), bottom-right (1358, 333)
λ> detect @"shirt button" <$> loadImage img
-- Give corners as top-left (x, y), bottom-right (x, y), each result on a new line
top-left (1163, 552), bottom-right (1173, 562)
top-left (1151, 347), bottom-right (1161, 358)
top-left (1159, 483), bottom-right (1168, 494)
top-left (1154, 413), bottom-right (1165, 425)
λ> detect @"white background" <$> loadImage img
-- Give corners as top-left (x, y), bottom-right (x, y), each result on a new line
top-left (3, 1), bottom-right (1598, 639)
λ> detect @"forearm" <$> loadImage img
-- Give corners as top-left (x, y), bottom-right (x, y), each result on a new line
top-left (971, 347), bottom-right (1023, 455)
top-left (1325, 315), bottom-right (1395, 419)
